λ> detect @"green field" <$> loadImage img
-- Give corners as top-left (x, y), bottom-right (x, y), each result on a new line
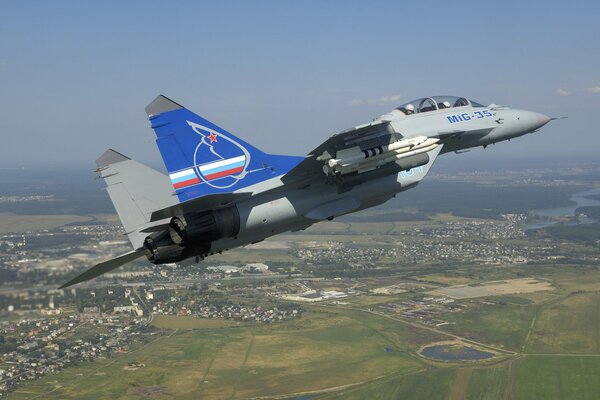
top-left (151, 315), bottom-right (242, 330)
top-left (441, 302), bottom-right (536, 351)
top-left (526, 292), bottom-right (600, 353)
top-left (513, 356), bottom-right (600, 399)
top-left (465, 365), bottom-right (508, 400)
top-left (11, 269), bottom-right (600, 399)
top-left (318, 368), bottom-right (455, 400)
top-left (9, 310), bottom-right (430, 399)
top-left (0, 213), bottom-right (92, 233)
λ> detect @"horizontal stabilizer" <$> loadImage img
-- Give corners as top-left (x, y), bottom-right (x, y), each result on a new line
top-left (96, 149), bottom-right (177, 248)
top-left (96, 149), bottom-right (130, 167)
top-left (58, 249), bottom-right (145, 289)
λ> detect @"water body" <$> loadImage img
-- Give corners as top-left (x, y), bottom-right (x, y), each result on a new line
top-left (528, 187), bottom-right (600, 230)
top-left (420, 344), bottom-right (494, 361)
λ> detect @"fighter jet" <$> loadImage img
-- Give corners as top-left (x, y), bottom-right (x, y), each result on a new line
top-left (59, 95), bottom-right (556, 288)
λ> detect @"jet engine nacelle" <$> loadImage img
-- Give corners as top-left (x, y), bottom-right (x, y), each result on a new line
top-left (143, 230), bottom-right (193, 264)
top-left (143, 206), bottom-right (240, 265)
top-left (168, 206), bottom-right (240, 246)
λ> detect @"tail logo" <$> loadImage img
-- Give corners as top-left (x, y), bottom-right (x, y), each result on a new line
top-left (187, 121), bottom-right (251, 189)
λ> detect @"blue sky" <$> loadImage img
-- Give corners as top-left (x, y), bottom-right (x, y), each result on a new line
top-left (1, 1), bottom-right (599, 169)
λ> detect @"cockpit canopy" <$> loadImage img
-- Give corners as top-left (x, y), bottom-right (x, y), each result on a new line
top-left (396, 96), bottom-right (485, 115)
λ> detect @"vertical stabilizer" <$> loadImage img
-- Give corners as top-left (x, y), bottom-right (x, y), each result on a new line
top-left (144, 95), bottom-right (303, 202)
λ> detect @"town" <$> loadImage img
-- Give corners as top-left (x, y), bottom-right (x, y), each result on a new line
top-left (0, 283), bottom-right (302, 396)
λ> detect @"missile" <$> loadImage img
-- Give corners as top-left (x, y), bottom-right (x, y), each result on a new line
top-left (327, 136), bottom-right (437, 169)
top-left (335, 143), bottom-right (438, 175)
top-left (324, 137), bottom-right (439, 175)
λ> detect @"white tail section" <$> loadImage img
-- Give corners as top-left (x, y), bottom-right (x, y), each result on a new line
top-left (96, 150), bottom-right (177, 248)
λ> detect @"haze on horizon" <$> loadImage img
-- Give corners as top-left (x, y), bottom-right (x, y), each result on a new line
top-left (1, 1), bottom-right (599, 170)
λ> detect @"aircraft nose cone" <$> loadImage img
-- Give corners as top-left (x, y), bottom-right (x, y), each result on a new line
top-left (519, 111), bottom-right (551, 133)
top-left (534, 112), bottom-right (551, 129)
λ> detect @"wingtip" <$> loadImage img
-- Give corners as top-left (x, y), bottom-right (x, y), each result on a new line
top-left (145, 95), bottom-right (184, 117)
top-left (57, 273), bottom-right (90, 290)
top-left (57, 249), bottom-right (145, 289)
top-left (57, 278), bottom-right (78, 290)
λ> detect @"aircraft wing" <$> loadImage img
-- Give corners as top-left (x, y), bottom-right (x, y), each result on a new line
top-left (283, 120), bottom-right (398, 183)
top-left (58, 249), bottom-right (145, 289)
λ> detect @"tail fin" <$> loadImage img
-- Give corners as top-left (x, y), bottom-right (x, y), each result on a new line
top-left (145, 95), bottom-right (303, 202)
top-left (96, 149), bottom-right (177, 248)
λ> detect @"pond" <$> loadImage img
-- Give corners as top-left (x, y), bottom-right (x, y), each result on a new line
top-left (420, 344), bottom-right (494, 361)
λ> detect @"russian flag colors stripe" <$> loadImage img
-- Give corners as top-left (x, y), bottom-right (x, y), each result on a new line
top-left (199, 156), bottom-right (246, 181)
top-left (168, 156), bottom-right (247, 189)
top-left (169, 168), bottom-right (200, 189)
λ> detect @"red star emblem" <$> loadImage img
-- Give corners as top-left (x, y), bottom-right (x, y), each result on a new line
top-left (208, 132), bottom-right (218, 143)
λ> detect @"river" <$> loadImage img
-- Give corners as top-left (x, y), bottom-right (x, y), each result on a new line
top-left (528, 187), bottom-right (600, 230)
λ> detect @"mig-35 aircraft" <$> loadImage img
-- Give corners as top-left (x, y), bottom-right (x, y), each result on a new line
top-left (59, 95), bottom-right (557, 288)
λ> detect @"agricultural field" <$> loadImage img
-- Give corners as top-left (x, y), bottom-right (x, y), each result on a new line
top-left (525, 292), bottom-right (600, 354)
top-left (513, 356), bottom-right (600, 399)
top-left (0, 213), bottom-right (92, 234)
top-left (428, 278), bottom-right (554, 299)
top-left (11, 278), bottom-right (600, 400)
top-left (318, 369), bottom-right (455, 400)
top-left (415, 273), bottom-right (481, 286)
top-left (8, 310), bottom-right (429, 399)
top-left (151, 315), bottom-right (242, 330)
top-left (465, 366), bottom-right (508, 400)
top-left (7, 243), bottom-right (600, 399)
top-left (440, 301), bottom-right (537, 351)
